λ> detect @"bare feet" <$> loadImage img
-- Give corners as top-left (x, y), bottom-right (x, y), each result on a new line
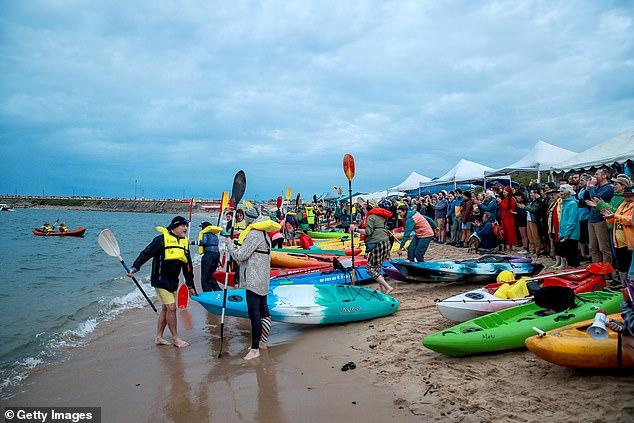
top-left (155, 336), bottom-right (171, 346)
top-left (385, 287), bottom-right (395, 295)
top-left (259, 342), bottom-right (268, 350)
top-left (244, 348), bottom-right (260, 360)
top-left (173, 338), bottom-right (190, 348)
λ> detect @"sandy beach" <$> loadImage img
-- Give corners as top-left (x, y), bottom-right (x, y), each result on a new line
top-left (3, 243), bottom-right (634, 422)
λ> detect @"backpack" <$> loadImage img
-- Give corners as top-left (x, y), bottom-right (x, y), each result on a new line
top-left (491, 221), bottom-right (504, 241)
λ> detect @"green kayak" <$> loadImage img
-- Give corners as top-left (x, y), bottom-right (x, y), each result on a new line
top-left (423, 290), bottom-right (623, 357)
top-left (307, 230), bottom-right (350, 239)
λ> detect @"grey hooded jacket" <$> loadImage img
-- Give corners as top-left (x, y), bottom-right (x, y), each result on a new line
top-left (226, 215), bottom-right (272, 296)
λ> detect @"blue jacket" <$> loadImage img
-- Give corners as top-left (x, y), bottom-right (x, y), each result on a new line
top-left (479, 198), bottom-right (498, 216)
top-left (584, 183), bottom-right (614, 223)
top-left (447, 197), bottom-right (464, 220)
top-left (558, 196), bottom-right (580, 240)
top-left (475, 221), bottom-right (497, 249)
top-left (200, 232), bottom-right (220, 254)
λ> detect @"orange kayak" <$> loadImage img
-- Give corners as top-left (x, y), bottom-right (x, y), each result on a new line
top-left (33, 227), bottom-right (86, 237)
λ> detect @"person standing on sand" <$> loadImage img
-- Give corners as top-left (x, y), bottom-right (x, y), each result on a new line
top-left (127, 215), bottom-right (195, 348)
top-left (354, 200), bottom-right (394, 294)
top-left (191, 221), bottom-right (221, 292)
top-left (225, 208), bottom-right (275, 360)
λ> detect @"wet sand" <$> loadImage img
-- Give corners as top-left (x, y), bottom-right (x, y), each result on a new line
top-left (4, 243), bottom-right (634, 422)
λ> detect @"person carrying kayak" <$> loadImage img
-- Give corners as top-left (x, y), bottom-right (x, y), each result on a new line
top-left (127, 215), bottom-right (195, 348)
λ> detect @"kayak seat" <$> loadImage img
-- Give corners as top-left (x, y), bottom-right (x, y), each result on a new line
top-left (534, 286), bottom-right (576, 312)
top-left (526, 281), bottom-right (542, 295)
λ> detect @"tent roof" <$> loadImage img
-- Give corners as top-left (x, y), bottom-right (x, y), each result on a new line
top-left (550, 129), bottom-right (634, 172)
top-left (356, 190), bottom-right (405, 202)
top-left (420, 159), bottom-right (494, 187)
top-left (485, 140), bottom-right (577, 177)
top-left (389, 171), bottom-right (431, 191)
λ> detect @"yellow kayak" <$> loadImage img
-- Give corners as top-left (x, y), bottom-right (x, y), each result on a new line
top-left (525, 313), bottom-right (633, 369)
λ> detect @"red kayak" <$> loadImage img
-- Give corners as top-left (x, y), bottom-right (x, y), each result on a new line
top-left (33, 227), bottom-right (86, 237)
top-left (214, 258), bottom-right (369, 287)
top-left (484, 268), bottom-right (607, 293)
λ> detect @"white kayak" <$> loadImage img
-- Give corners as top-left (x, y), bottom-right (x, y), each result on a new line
top-left (436, 288), bottom-right (532, 322)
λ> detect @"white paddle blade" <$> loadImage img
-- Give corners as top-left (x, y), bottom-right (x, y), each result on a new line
top-left (98, 229), bottom-right (121, 257)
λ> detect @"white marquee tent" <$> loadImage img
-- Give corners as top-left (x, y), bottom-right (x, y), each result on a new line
top-left (550, 129), bottom-right (634, 172)
top-left (356, 190), bottom-right (406, 202)
top-left (420, 159), bottom-right (494, 188)
top-left (389, 172), bottom-right (431, 191)
top-left (485, 140), bottom-right (577, 179)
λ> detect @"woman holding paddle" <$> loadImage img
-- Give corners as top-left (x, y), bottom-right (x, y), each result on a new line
top-left (225, 208), bottom-right (274, 360)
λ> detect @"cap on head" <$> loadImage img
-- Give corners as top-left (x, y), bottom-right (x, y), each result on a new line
top-left (611, 175), bottom-right (632, 187)
top-left (200, 221), bottom-right (211, 228)
top-left (168, 215), bottom-right (189, 229)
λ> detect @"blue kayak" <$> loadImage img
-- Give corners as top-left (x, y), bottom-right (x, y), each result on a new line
top-left (270, 266), bottom-right (375, 286)
top-left (192, 284), bottom-right (399, 325)
top-left (390, 255), bottom-right (543, 283)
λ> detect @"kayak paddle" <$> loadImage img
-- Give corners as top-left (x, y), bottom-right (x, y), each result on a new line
top-left (98, 229), bottom-right (157, 313)
top-left (525, 262), bottom-right (614, 281)
top-left (219, 170), bottom-right (246, 357)
top-left (343, 153), bottom-right (356, 285)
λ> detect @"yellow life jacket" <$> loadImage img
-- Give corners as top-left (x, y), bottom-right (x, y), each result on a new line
top-left (306, 206), bottom-right (315, 224)
top-left (197, 225), bottom-right (222, 255)
top-left (237, 219), bottom-right (282, 249)
top-left (156, 226), bottom-right (189, 263)
top-left (233, 219), bottom-right (248, 232)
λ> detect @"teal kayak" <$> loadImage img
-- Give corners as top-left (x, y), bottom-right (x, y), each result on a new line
top-left (193, 284), bottom-right (398, 325)
top-left (422, 290), bottom-right (623, 357)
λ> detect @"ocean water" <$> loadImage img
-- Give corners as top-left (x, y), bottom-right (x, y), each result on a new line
top-left (0, 208), bottom-right (217, 399)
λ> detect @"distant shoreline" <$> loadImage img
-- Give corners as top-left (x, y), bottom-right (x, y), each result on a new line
top-left (0, 196), bottom-right (274, 215)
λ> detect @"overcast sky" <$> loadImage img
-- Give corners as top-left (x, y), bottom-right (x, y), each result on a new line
top-left (1, 1), bottom-right (633, 201)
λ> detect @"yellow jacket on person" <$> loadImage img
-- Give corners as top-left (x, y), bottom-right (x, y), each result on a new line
top-left (156, 226), bottom-right (189, 263)
top-left (237, 220), bottom-right (282, 248)
top-left (233, 219), bottom-right (247, 232)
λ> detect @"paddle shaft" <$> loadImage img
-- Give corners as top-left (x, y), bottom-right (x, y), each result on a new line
top-left (219, 170), bottom-right (246, 357)
top-left (348, 179), bottom-right (355, 285)
top-left (218, 208), bottom-right (236, 357)
top-left (120, 257), bottom-right (158, 313)
top-left (525, 262), bottom-right (614, 282)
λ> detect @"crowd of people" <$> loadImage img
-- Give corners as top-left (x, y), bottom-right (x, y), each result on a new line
top-left (332, 168), bottom-right (633, 285)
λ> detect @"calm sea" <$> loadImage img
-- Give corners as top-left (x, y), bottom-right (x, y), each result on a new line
top-left (0, 208), bottom-right (217, 399)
